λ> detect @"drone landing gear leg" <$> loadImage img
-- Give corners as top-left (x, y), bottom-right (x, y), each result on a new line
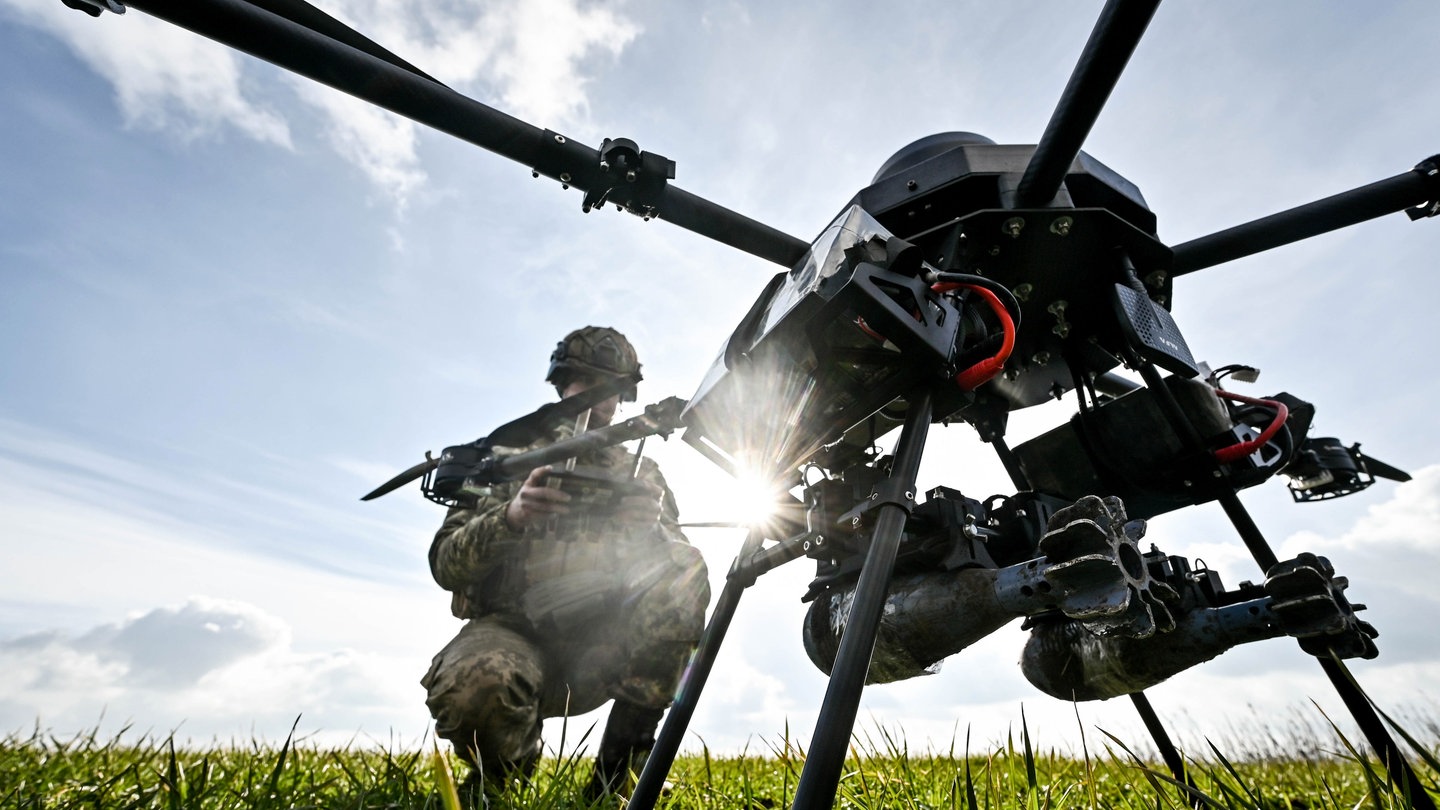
top-left (1129, 693), bottom-right (1206, 809)
top-left (988, 435), bottom-right (1206, 806)
top-left (789, 389), bottom-right (935, 810)
top-left (629, 527), bottom-right (776, 810)
top-left (1133, 358), bottom-right (1438, 810)
top-left (1215, 489), bottom-right (1438, 810)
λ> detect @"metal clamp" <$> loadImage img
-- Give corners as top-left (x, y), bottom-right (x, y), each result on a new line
top-left (835, 478), bottom-right (917, 529)
top-left (1406, 154), bottom-right (1440, 220)
top-left (581, 137), bottom-right (675, 218)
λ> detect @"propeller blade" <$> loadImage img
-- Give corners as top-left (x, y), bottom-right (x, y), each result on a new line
top-left (360, 455), bottom-right (437, 501)
top-left (1358, 452), bottom-right (1412, 483)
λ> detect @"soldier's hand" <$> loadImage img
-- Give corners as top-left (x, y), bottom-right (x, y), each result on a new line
top-left (505, 466), bottom-right (570, 529)
top-left (614, 479), bottom-right (664, 528)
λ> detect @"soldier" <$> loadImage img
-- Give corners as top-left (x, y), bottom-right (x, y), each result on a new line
top-left (421, 326), bottom-right (711, 801)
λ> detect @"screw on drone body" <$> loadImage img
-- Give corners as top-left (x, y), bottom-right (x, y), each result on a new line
top-left (1049, 383), bottom-right (1066, 401)
top-left (1013, 283), bottom-right (1034, 302)
top-left (1047, 300), bottom-right (1071, 338)
top-left (1003, 368), bottom-right (1021, 381)
top-left (1003, 217), bottom-right (1026, 238)
top-left (988, 246), bottom-right (1001, 256)
top-left (1049, 216), bottom-right (1074, 236)
top-left (554, 134), bottom-right (566, 144)
top-left (1031, 351), bottom-right (1051, 367)
top-left (531, 170), bottom-right (539, 178)
top-left (626, 170), bottom-right (637, 182)
top-left (599, 159), bottom-right (610, 170)
top-left (906, 179), bottom-right (918, 190)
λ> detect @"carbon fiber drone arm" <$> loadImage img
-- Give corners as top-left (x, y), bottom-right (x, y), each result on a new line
top-left (1171, 155), bottom-right (1440, 275)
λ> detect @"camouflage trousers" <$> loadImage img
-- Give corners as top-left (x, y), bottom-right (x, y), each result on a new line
top-left (421, 540), bottom-right (709, 773)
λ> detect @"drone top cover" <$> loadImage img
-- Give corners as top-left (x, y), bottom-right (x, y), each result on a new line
top-left (682, 205), bottom-right (960, 478)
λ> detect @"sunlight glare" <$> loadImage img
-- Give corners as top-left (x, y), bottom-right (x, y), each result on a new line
top-left (722, 470), bottom-right (786, 529)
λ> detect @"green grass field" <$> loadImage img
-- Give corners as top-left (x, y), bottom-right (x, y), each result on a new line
top-left (4, 715), bottom-right (1437, 809)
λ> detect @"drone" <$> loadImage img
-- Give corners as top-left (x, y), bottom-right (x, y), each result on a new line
top-left (59, 1), bottom-right (1439, 808)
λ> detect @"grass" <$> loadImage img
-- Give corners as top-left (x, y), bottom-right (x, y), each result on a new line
top-left (2, 712), bottom-right (1436, 810)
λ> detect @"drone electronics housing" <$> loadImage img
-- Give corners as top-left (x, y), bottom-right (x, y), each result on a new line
top-left (682, 206), bottom-right (961, 477)
top-left (846, 132), bottom-right (1187, 410)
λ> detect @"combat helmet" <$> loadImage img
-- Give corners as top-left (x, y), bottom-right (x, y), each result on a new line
top-left (546, 326), bottom-right (642, 401)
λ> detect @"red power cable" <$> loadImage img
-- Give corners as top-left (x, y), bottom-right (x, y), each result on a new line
top-left (1212, 389), bottom-right (1289, 464)
top-left (933, 282), bottom-right (1016, 391)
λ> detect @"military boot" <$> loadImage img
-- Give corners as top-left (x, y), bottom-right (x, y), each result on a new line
top-left (585, 700), bottom-right (666, 801)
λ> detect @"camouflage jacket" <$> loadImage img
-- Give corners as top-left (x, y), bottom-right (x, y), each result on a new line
top-left (428, 420), bottom-right (688, 622)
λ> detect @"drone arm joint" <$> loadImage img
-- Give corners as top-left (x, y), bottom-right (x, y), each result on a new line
top-left (1405, 154), bottom-right (1440, 220)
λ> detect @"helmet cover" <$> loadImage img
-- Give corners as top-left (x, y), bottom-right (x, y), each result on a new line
top-left (545, 326), bottom-right (642, 401)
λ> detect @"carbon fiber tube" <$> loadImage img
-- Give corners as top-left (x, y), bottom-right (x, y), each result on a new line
top-left (1015, 0), bottom-right (1162, 207)
top-left (790, 391), bottom-right (933, 810)
top-left (1171, 166), bottom-right (1437, 275)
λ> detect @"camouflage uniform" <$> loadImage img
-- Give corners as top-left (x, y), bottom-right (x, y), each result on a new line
top-left (421, 420), bottom-right (710, 787)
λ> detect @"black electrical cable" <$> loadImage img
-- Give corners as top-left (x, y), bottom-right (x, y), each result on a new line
top-left (931, 272), bottom-right (1022, 326)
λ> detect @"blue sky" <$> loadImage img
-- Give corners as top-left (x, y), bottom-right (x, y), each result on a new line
top-left (3, 0), bottom-right (1440, 759)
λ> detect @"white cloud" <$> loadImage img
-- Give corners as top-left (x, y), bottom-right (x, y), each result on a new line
top-left (290, 81), bottom-right (426, 207)
top-left (2, 0), bottom-right (639, 203)
top-left (477, 0), bottom-right (638, 126)
top-left (1281, 465), bottom-right (1440, 559)
top-left (1, 0), bottom-right (291, 146)
top-left (0, 597), bottom-right (426, 746)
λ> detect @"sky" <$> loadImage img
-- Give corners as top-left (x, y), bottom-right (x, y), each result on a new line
top-left (3, 0), bottom-right (1440, 765)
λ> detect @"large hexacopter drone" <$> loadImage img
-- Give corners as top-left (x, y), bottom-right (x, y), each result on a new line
top-left (64, 0), bottom-right (1440, 807)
